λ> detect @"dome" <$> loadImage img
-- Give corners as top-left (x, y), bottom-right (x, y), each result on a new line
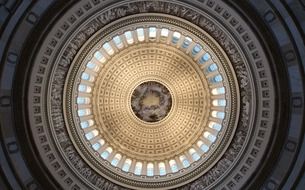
top-left (65, 15), bottom-right (239, 188)
top-left (0, 0), bottom-right (305, 190)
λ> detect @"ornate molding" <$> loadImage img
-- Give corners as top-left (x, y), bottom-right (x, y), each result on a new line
top-left (26, 0), bottom-right (275, 189)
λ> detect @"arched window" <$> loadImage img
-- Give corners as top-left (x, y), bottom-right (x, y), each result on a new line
top-left (103, 42), bottom-right (114, 55)
top-left (199, 53), bottom-right (211, 64)
top-left (82, 72), bottom-right (94, 82)
top-left (85, 129), bottom-right (99, 140)
top-left (78, 84), bottom-right (92, 93)
top-left (211, 87), bottom-right (225, 95)
top-left (169, 160), bottom-right (178, 173)
top-left (212, 99), bottom-right (226, 107)
top-left (111, 154), bottom-right (122, 167)
top-left (81, 72), bottom-right (90, 80)
top-left (92, 143), bottom-right (100, 151)
top-left (92, 138), bottom-right (105, 151)
top-left (189, 148), bottom-right (200, 161)
top-left (93, 51), bottom-right (106, 63)
top-left (158, 162), bottom-right (166, 176)
top-left (134, 162), bottom-right (143, 175)
top-left (160, 28), bottom-right (169, 40)
top-left (113, 36), bottom-right (123, 49)
top-left (80, 120), bottom-right (94, 129)
top-left (204, 132), bottom-right (217, 143)
top-left (209, 122), bottom-right (222, 131)
top-left (182, 37), bottom-right (192, 48)
top-left (204, 53), bottom-right (211, 61)
top-left (77, 97), bottom-right (90, 104)
top-left (210, 74), bottom-right (223, 83)
top-left (192, 44), bottom-right (202, 56)
top-left (136, 28), bottom-right (145, 41)
top-left (124, 31), bottom-right (134, 44)
top-left (101, 147), bottom-right (112, 159)
top-left (147, 163), bottom-right (154, 176)
top-left (78, 109), bottom-right (91, 117)
top-left (149, 27), bottom-right (157, 39)
top-left (212, 111), bottom-right (225, 119)
top-left (179, 155), bottom-right (190, 168)
top-left (172, 32), bottom-right (181, 44)
top-left (207, 63), bottom-right (218, 72)
top-left (197, 141), bottom-right (209, 153)
top-left (86, 61), bottom-right (99, 71)
top-left (122, 159), bottom-right (132, 172)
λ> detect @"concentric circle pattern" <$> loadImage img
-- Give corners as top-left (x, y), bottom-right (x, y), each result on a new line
top-left (65, 16), bottom-right (239, 185)
top-left (4, 0), bottom-right (300, 189)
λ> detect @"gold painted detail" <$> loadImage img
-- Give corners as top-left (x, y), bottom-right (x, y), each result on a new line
top-left (73, 24), bottom-right (231, 177)
top-left (94, 43), bottom-right (209, 160)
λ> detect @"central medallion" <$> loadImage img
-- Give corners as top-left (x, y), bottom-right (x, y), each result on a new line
top-left (131, 81), bottom-right (172, 122)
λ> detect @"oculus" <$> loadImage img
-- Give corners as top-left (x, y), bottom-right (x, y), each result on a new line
top-left (131, 81), bottom-right (172, 123)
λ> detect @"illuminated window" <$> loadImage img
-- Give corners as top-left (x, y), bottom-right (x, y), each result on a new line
top-left (125, 31), bottom-right (134, 44)
top-left (159, 162), bottom-right (166, 176)
top-left (204, 132), bottom-right (217, 143)
top-left (169, 160), bottom-right (179, 173)
top-left (86, 61), bottom-right (99, 72)
top-left (111, 154), bottom-right (122, 167)
top-left (207, 63), bottom-right (218, 72)
top-left (212, 99), bottom-right (226, 107)
top-left (172, 32), bottom-right (181, 44)
top-left (78, 84), bottom-right (92, 93)
top-left (92, 139), bottom-right (105, 151)
top-left (201, 144), bottom-right (209, 152)
top-left (212, 111), bottom-right (225, 119)
top-left (209, 122), bottom-right (222, 131)
top-left (212, 87), bottom-right (225, 95)
top-left (77, 97), bottom-right (90, 104)
top-left (113, 36), bottom-right (124, 49)
top-left (149, 27), bottom-right (157, 39)
top-left (182, 37), bottom-right (192, 48)
top-left (78, 109), bottom-right (91, 117)
top-left (86, 61), bottom-right (96, 69)
top-left (94, 51), bottom-right (103, 60)
top-left (94, 51), bottom-right (106, 63)
top-left (136, 28), bottom-right (145, 41)
top-left (197, 141), bottom-right (209, 153)
top-left (210, 74), bottom-right (223, 83)
top-left (85, 129), bottom-right (99, 140)
top-left (147, 163), bottom-right (154, 176)
top-left (134, 162), bottom-right (143, 175)
top-left (122, 159), bottom-right (132, 172)
top-left (81, 72), bottom-right (94, 82)
top-left (189, 148), bottom-right (200, 161)
top-left (192, 44), bottom-right (202, 56)
top-left (80, 120), bottom-right (94, 129)
top-left (203, 53), bottom-right (211, 61)
top-left (103, 42), bottom-right (114, 55)
top-left (101, 147), bottom-right (113, 159)
top-left (81, 72), bottom-right (90, 80)
top-left (161, 28), bottom-right (169, 37)
top-left (179, 155), bottom-right (190, 168)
